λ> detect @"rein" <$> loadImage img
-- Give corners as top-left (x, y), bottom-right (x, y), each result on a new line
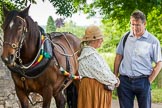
top-left (49, 35), bottom-right (79, 57)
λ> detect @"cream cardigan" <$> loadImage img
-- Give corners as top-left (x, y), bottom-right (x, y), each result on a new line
top-left (78, 46), bottom-right (117, 86)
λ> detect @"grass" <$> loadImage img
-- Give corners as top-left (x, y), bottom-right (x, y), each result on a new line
top-left (151, 89), bottom-right (162, 103)
top-left (100, 52), bottom-right (115, 71)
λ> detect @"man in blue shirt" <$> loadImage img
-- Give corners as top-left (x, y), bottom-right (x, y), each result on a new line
top-left (114, 10), bottom-right (162, 108)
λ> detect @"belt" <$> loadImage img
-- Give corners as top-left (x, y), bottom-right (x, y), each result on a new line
top-left (121, 75), bottom-right (148, 80)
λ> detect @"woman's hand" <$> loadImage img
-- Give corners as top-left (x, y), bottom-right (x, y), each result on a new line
top-left (115, 77), bottom-right (120, 87)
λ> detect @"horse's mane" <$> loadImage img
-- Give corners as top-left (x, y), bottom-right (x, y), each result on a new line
top-left (25, 16), bottom-right (40, 39)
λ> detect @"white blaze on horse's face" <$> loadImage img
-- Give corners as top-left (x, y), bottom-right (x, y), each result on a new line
top-left (9, 20), bottom-right (14, 29)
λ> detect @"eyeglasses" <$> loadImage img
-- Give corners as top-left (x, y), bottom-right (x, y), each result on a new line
top-left (130, 23), bottom-right (144, 27)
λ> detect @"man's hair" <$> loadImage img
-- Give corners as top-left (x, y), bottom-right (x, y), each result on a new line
top-left (131, 10), bottom-right (146, 23)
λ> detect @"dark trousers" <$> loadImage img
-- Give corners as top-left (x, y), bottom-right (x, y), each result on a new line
top-left (117, 75), bottom-right (151, 108)
top-left (66, 82), bottom-right (78, 108)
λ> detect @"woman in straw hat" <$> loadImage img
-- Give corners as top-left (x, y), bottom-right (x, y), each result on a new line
top-left (77, 25), bottom-right (120, 108)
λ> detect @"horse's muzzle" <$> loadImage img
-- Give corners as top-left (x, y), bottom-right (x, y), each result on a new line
top-left (1, 55), bottom-right (16, 67)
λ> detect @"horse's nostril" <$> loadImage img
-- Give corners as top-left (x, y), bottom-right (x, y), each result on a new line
top-left (1, 54), bottom-right (15, 65)
top-left (1, 56), bottom-right (9, 64)
top-left (9, 54), bottom-right (14, 61)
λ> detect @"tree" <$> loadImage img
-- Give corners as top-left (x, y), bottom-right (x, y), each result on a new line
top-left (2, 0), bottom-right (162, 19)
top-left (1, 0), bottom-right (162, 26)
top-left (55, 18), bottom-right (65, 28)
top-left (0, 0), bottom-right (16, 25)
top-left (46, 16), bottom-right (56, 33)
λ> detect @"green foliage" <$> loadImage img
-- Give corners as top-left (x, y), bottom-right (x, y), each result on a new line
top-left (46, 16), bottom-right (56, 33)
top-left (0, 0), bottom-right (29, 10)
top-left (56, 21), bottom-right (86, 38)
top-left (65, 0), bottom-right (162, 24)
top-left (2, 0), bottom-right (162, 20)
top-left (0, 0), bottom-right (17, 34)
top-left (98, 18), bottom-right (130, 52)
top-left (50, 0), bottom-right (78, 17)
top-left (147, 7), bottom-right (162, 43)
top-left (100, 53), bottom-right (115, 71)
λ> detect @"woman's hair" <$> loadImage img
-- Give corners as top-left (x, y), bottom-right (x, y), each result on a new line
top-left (78, 41), bottom-right (91, 56)
top-left (80, 41), bottom-right (90, 47)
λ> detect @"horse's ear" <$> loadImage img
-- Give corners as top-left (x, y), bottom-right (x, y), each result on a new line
top-left (19, 4), bottom-right (31, 18)
top-left (3, 5), bottom-right (9, 17)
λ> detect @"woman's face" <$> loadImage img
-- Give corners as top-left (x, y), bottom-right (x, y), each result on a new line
top-left (130, 17), bottom-right (146, 37)
top-left (90, 38), bottom-right (103, 48)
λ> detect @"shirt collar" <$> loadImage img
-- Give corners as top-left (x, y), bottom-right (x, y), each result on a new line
top-left (129, 30), bottom-right (149, 39)
top-left (78, 46), bottom-right (97, 60)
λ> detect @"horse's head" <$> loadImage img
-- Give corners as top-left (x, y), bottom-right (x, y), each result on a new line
top-left (1, 5), bottom-right (30, 67)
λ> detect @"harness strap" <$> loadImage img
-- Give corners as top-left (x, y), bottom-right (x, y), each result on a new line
top-left (123, 31), bottom-right (130, 49)
top-left (21, 77), bottom-right (43, 106)
top-left (61, 79), bottom-right (73, 91)
top-left (52, 43), bottom-right (73, 92)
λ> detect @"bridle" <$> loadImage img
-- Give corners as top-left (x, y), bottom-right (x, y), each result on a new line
top-left (3, 16), bottom-right (28, 64)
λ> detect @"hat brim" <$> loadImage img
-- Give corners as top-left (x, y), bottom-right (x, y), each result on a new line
top-left (81, 35), bottom-right (103, 42)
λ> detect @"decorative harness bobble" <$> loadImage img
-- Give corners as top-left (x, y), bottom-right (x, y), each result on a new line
top-left (60, 67), bottom-right (81, 80)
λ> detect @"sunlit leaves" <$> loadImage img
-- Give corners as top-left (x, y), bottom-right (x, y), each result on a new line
top-left (49, 0), bottom-right (77, 17)
top-left (147, 7), bottom-right (162, 43)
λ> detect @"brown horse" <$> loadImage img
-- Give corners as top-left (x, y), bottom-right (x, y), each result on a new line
top-left (1, 5), bottom-right (80, 108)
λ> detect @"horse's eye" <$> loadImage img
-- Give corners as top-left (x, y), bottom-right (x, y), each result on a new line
top-left (18, 26), bottom-right (22, 30)
top-left (18, 20), bottom-right (23, 26)
top-left (16, 20), bottom-right (23, 30)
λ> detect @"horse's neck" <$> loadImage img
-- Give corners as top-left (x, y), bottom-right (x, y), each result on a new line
top-left (21, 30), bottom-right (40, 63)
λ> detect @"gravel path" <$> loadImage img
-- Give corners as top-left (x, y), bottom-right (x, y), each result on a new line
top-left (112, 100), bottom-right (162, 108)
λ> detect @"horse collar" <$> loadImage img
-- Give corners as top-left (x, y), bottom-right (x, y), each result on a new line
top-left (8, 34), bottom-right (53, 78)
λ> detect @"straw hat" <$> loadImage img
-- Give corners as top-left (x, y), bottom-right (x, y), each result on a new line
top-left (82, 25), bottom-right (103, 41)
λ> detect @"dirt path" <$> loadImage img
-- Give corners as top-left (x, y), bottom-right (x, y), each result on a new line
top-left (112, 100), bottom-right (162, 108)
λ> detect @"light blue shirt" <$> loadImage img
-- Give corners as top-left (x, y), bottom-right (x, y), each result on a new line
top-left (116, 30), bottom-right (162, 77)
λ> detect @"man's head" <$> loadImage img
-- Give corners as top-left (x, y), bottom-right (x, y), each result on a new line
top-left (130, 10), bottom-right (146, 37)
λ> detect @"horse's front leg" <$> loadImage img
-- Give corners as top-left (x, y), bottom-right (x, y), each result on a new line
top-left (15, 87), bottom-right (30, 108)
top-left (54, 91), bottom-right (66, 108)
top-left (42, 87), bottom-right (53, 108)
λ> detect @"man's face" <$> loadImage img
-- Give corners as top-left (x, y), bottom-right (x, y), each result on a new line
top-left (130, 17), bottom-right (146, 37)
